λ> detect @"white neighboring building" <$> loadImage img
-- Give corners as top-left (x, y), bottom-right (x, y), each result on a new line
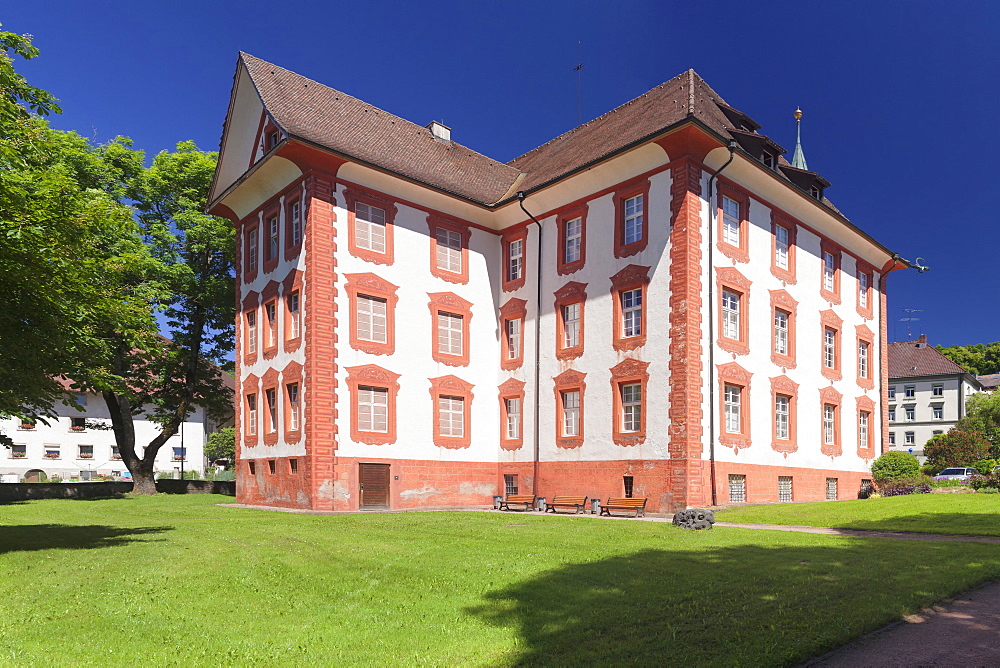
top-left (887, 335), bottom-right (983, 461)
top-left (1, 390), bottom-right (212, 482)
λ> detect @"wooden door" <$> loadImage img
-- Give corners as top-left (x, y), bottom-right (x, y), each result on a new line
top-left (359, 463), bottom-right (390, 509)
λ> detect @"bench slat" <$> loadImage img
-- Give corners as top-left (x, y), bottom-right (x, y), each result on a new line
top-left (600, 497), bottom-right (648, 517)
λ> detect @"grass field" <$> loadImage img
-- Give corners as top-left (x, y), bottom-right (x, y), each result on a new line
top-left (715, 493), bottom-right (1000, 537)
top-left (2, 495), bottom-right (999, 666)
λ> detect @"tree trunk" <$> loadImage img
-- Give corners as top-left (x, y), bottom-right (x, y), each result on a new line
top-left (131, 458), bottom-right (157, 494)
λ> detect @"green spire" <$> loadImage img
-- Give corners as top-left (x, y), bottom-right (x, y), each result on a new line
top-left (791, 107), bottom-right (808, 170)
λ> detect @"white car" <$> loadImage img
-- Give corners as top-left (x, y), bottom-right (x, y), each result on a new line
top-left (933, 467), bottom-right (978, 481)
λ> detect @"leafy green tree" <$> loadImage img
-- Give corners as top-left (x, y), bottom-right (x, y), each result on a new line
top-left (954, 391), bottom-right (1000, 457)
top-left (205, 427), bottom-right (235, 463)
top-left (924, 430), bottom-right (991, 468)
top-left (870, 451), bottom-right (920, 481)
top-left (936, 341), bottom-right (1000, 376)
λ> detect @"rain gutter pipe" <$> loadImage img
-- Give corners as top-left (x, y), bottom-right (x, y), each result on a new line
top-left (517, 192), bottom-right (544, 496)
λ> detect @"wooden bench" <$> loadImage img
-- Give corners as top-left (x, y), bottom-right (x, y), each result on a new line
top-left (498, 494), bottom-right (537, 511)
top-left (545, 496), bottom-right (589, 514)
top-left (600, 497), bottom-right (648, 517)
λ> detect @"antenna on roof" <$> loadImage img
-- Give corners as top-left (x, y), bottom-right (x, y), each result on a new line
top-left (573, 41), bottom-right (583, 127)
top-left (900, 308), bottom-right (922, 339)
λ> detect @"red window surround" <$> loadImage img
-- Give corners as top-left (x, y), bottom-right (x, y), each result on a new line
top-left (717, 361), bottom-right (752, 452)
top-left (820, 241), bottom-right (842, 304)
top-left (770, 211), bottom-right (797, 284)
top-left (610, 358), bottom-right (650, 447)
top-left (241, 291), bottom-right (260, 366)
top-left (769, 375), bottom-right (799, 455)
top-left (243, 222), bottom-right (259, 283)
top-left (344, 187), bottom-right (396, 266)
top-left (242, 374), bottom-right (260, 448)
top-left (556, 203), bottom-right (588, 275)
top-left (820, 386), bottom-right (843, 457)
top-left (260, 281), bottom-right (280, 361)
top-left (717, 181), bottom-right (750, 264)
top-left (499, 298), bottom-right (527, 371)
top-left (613, 178), bottom-right (651, 258)
top-left (856, 260), bottom-right (875, 320)
top-left (345, 364), bottom-right (400, 446)
top-left (716, 266), bottom-right (751, 357)
top-left (261, 367), bottom-right (279, 446)
top-left (856, 324), bottom-right (875, 390)
top-left (283, 361), bottom-right (303, 444)
top-left (262, 209), bottom-right (280, 275)
top-left (428, 292), bottom-right (473, 367)
top-left (428, 215), bottom-right (471, 285)
top-left (769, 289), bottom-right (797, 370)
top-left (284, 195), bottom-right (304, 261)
top-left (501, 226), bottom-right (528, 292)
top-left (498, 377), bottom-right (526, 451)
top-left (610, 264), bottom-right (650, 352)
top-left (554, 281), bottom-right (587, 361)
top-left (429, 375), bottom-right (474, 449)
top-left (857, 395), bottom-right (876, 460)
top-left (345, 273), bottom-right (399, 356)
top-left (820, 309), bottom-right (843, 382)
top-left (282, 268), bottom-right (304, 354)
top-left (552, 369), bottom-right (586, 449)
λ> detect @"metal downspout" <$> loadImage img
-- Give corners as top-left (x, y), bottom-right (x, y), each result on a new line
top-left (706, 140), bottom-right (738, 507)
top-left (517, 192), bottom-right (543, 496)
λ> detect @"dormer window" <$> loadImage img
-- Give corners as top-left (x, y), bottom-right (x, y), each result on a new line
top-left (267, 131), bottom-right (279, 151)
top-left (761, 152), bottom-right (775, 169)
top-left (809, 185), bottom-right (822, 200)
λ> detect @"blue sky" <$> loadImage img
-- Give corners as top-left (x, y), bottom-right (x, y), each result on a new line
top-left (5, 0), bottom-right (998, 347)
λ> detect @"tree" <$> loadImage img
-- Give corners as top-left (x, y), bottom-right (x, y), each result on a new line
top-left (205, 427), bottom-right (235, 463)
top-left (870, 451), bottom-right (920, 481)
top-left (954, 391), bottom-right (1000, 458)
top-left (0, 26), bottom-right (155, 425)
top-left (936, 341), bottom-right (1000, 376)
top-left (924, 430), bottom-right (991, 468)
top-left (92, 141), bottom-right (235, 494)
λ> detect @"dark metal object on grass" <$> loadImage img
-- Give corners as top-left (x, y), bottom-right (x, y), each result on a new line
top-left (672, 508), bottom-right (715, 530)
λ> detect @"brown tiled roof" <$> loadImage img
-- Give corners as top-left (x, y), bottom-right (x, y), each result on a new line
top-left (888, 339), bottom-right (969, 378)
top-left (977, 373), bottom-right (1000, 390)
top-left (241, 53), bottom-right (522, 205)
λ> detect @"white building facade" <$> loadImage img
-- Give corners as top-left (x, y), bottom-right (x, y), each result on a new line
top-left (209, 54), bottom-right (909, 512)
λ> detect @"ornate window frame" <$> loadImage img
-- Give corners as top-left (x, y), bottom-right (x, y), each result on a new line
top-left (552, 369), bottom-right (586, 449)
top-left (428, 215), bottom-right (471, 284)
top-left (554, 281), bottom-right (587, 361)
top-left (346, 364), bottom-right (400, 446)
top-left (345, 272), bottom-right (399, 356)
top-left (241, 291), bottom-right (260, 366)
top-left (717, 361), bottom-right (752, 452)
top-left (820, 241), bottom-right (842, 304)
top-left (716, 266), bottom-right (751, 356)
top-left (344, 187), bottom-right (396, 266)
top-left (610, 359), bottom-right (650, 447)
top-left (282, 268), bottom-right (304, 353)
top-left (820, 309), bottom-right (843, 381)
top-left (613, 178), bottom-right (651, 258)
top-left (501, 226), bottom-right (528, 292)
top-left (429, 375), bottom-right (474, 449)
top-left (261, 280), bottom-right (280, 361)
top-left (856, 261), bottom-right (874, 319)
top-left (770, 375), bottom-right (799, 454)
top-left (717, 182), bottom-right (750, 263)
top-left (856, 395), bottom-right (876, 460)
top-left (499, 298), bottom-right (527, 371)
top-left (498, 378), bottom-right (526, 451)
top-left (611, 264), bottom-right (650, 352)
top-left (282, 361), bottom-right (303, 444)
top-left (856, 324), bottom-right (875, 390)
top-left (769, 289), bottom-right (797, 369)
top-left (557, 204), bottom-right (588, 275)
top-left (820, 386), bottom-right (843, 457)
top-left (770, 211), bottom-right (797, 283)
top-left (428, 292), bottom-right (473, 367)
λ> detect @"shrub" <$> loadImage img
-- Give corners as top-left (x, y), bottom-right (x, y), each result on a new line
top-left (969, 473), bottom-right (1000, 491)
top-left (925, 430), bottom-right (992, 467)
top-left (871, 451), bottom-right (920, 481)
top-left (973, 458), bottom-right (998, 475)
top-left (877, 476), bottom-right (932, 496)
top-left (920, 463), bottom-right (943, 477)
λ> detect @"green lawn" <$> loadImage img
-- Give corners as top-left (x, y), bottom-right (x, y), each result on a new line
top-left (2, 495), bottom-right (999, 666)
top-left (716, 493), bottom-right (1000, 537)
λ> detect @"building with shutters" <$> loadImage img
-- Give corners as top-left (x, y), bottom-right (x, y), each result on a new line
top-left (208, 53), bottom-right (914, 512)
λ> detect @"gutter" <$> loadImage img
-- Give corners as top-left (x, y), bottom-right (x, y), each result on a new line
top-left (517, 192), bottom-right (544, 497)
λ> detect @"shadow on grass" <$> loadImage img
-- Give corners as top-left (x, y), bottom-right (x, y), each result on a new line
top-left (0, 524), bottom-right (172, 553)
top-left (826, 513), bottom-right (1000, 537)
top-left (467, 539), bottom-right (1000, 666)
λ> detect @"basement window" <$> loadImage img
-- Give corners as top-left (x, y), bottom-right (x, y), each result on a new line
top-left (289, 458), bottom-right (298, 474)
top-left (504, 474), bottom-right (518, 497)
top-left (623, 475), bottom-right (634, 498)
top-left (248, 461), bottom-right (256, 475)
top-left (268, 460), bottom-right (276, 475)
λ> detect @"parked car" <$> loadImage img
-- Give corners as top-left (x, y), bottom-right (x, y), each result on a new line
top-left (933, 467), bottom-right (978, 481)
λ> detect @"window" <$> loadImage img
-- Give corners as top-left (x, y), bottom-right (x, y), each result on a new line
top-left (823, 404), bottom-right (836, 446)
top-left (504, 397), bottom-right (521, 440)
top-left (265, 389), bottom-right (277, 435)
top-left (267, 130), bottom-right (279, 150)
top-left (888, 431), bottom-right (896, 445)
top-left (436, 227), bottom-right (462, 273)
top-left (246, 394), bottom-right (258, 436)
top-left (44, 445), bottom-right (60, 459)
top-left (346, 273), bottom-right (398, 356)
top-left (717, 267), bottom-right (751, 356)
top-left (505, 318), bottom-right (521, 362)
top-left (289, 458), bottom-right (298, 474)
top-left (430, 375), bottom-right (473, 448)
top-left (778, 476), bottom-right (793, 503)
top-left (554, 281), bottom-right (587, 361)
top-left (346, 364), bottom-right (400, 446)
top-left (725, 385), bottom-right (742, 434)
top-left (621, 383), bottom-right (642, 433)
top-left (933, 430), bottom-right (943, 436)
top-left (358, 386), bottom-right (388, 433)
top-left (504, 474), bottom-right (518, 497)
top-left (770, 375), bottom-right (798, 454)
top-left (267, 460), bottom-right (276, 475)
top-left (287, 292), bottom-right (300, 340)
top-left (932, 384), bottom-right (944, 397)
top-left (761, 152), bottom-right (775, 169)
top-left (11, 444), bottom-right (26, 458)
top-left (773, 309), bottom-right (789, 356)
top-left (722, 196), bottom-right (740, 246)
top-left (856, 326), bottom-right (875, 390)
top-left (719, 362), bottom-right (752, 450)
top-left (728, 474), bottom-right (746, 503)
top-left (904, 386), bottom-right (915, 398)
top-left (774, 224), bottom-right (790, 271)
top-left (819, 386), bottom-right (842, 456)
top-left (775, 395), bottom-right (790, 440)
top-left (286, 383), bottom-right (300, 432)
top-left (429, 217), bottom-right (471, 284)
top-left (858, 271), bottom-right (868, 309)
top-left (858, 341), bottom-right (869, 379)
top-left (428, 292), bottom-right (472, 366)
top-left (78, 445), bottom-right (93, 460)
top-left (823, 253), bottom-right (835, 290)
top-left (613, 180), bottom-right (650, 258)
top-left (820, 310), bottom-right (843, 381)
top-left (507, 238), bottom-right (523, 283)
top-left (932, 404), bottom-right (943, 420)
top-left (246, 225), bottom-right (259, 274)
top-left (563, 303), bottom-right (581, 349)
top-left (824, 328), bottom-right (837, 369)
top-left (770, 213), bottom-right (797, 282)
top-left (248, 460), bottom-right (256, 475)
top-left (826, 478), bottom-right (838, 501)
top-left (289, 200), bottom-right (302, 248)
top-left (246, 310), bottom-right (257, 355)
top-left (70, 417), bottom-right (86, 432)
top-left (859, 411), bottom-right (870, 453)
top-left (564, 217), bottom-right (582, 264)
top-left (905, 405), bottom-right (915, 421)
top-left (112, 445), bottom-right (121, 460)
top-left (499, 298), bottom-right (527, 371)
top-left (621, 289), bottom-right (642, 337)
top-left (905, 431), bottom-right (915, 445)
top-left (355, 202), bottom-right (386, 253)
top-left (18, 419), bottom-right (35, 430)
top-left (888, 406), bottom-right (896, 422)
top-left (820, 244), bottom-right (841, 302)
top-left (265, 301), bottom-right (277, 349)
top-left (561, 391), bottom-right (581, 437)
top-left (888, 386), bottom-right (896, 399)
top-left (345, 189), bottom-right (395, 265)
top-left (439, 395), bottom-right (465, 438)
top-left (267, 215), bottom-right (279, 261)
top-left (173, 447), bottom-right (186, 461)
top-left (722, 290), bottom-right (740, 340)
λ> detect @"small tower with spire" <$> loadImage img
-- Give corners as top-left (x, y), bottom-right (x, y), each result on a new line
top-left (791, 107), bottom-right (808, 170)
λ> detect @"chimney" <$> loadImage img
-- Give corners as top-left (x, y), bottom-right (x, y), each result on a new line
top-left (917, 334), bottom-right (927, 348)
top-left (426, 121), bottom-right (451, 142)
